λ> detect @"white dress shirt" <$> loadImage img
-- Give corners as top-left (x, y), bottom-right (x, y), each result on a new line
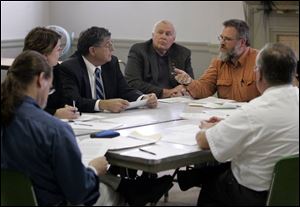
top-left (206, 85), bottom-right (299, 191)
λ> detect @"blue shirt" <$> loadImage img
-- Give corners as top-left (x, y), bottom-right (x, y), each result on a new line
top-left (1, 96), bottom-right (99, 205)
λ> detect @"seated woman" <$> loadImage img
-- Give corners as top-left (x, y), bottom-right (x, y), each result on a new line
top-left (23, 27), bottom-right (79, 120)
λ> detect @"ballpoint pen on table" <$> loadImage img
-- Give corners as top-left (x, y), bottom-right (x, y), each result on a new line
top-left (73, 122), bottom-right (93, 126)
top-left (139, 148), bottom-right (156, 155)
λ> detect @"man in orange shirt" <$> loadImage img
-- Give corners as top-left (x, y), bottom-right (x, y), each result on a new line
top-left (175, 19), bottom-right (260, 102)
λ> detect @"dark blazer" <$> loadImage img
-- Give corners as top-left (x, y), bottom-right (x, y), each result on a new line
top-left (125, 39), bottom-right (194, 98)
top-left (44, 64), bottom-right (64, 115)
top-left (59, 52), bottom-right (143, 113)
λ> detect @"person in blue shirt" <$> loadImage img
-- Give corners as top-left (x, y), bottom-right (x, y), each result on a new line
top-left (1, 50), bottom-right (173, 206)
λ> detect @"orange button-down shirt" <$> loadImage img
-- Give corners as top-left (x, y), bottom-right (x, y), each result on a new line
top-left (187, 47), bottom-right (261, 102)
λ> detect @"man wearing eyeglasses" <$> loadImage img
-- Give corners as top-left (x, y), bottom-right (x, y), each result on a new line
top-left (59, 26), bottom-right (158, 113)
top-left (174, 19), bottom-right (260, 102)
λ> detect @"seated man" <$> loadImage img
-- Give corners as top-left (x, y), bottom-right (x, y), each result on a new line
top-left (178, 43), bottom-right (299, 205)
top-left (59, 26), bottom-right (157, 113)
top-left (125, 20), bottom-right (194, 98)
top-left (1, 51), bottom-right (173, 206)
top-left (175, 19), bottom-right (260, 102)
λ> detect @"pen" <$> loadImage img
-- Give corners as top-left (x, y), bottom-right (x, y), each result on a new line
top-left (73, 122), bottom-right (93, 127)
top-left (139, 148), bottom-right (156, 155)
top-left (73, 100), bottom-right (78, 113)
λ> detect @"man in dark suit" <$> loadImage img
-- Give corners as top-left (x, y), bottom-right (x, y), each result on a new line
top-left (59, 27), bottom-right (157, 113)
top-left (125, 20), bottom-right (194, 98)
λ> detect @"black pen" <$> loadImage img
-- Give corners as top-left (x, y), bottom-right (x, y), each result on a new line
top-left (139, 148), bottom-right (156, 155)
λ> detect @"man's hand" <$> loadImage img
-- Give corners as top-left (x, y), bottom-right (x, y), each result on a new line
top-left (174, 69), bottom-right (192, 86)
top-left (199, 116), bottom-right (223, 129)
top-left (54, 105), bottom-right (80, 120)
top-left (143, 93), bottom-right (158, 108)
top-left (89, 156), bottom-right (108, 176)
top-left (98, 99), bottom-right (129, 113)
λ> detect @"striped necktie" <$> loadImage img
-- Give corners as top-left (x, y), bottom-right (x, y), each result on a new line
top-left (95, 68), bottom-right (105, 100)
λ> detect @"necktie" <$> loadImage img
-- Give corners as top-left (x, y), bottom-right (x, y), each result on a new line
top-left (95, 68), bottom-right (105, 100)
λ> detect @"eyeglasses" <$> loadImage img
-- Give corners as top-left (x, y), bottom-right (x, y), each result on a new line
top-left (95, 41), bottom-right (114, 50)
top-left (217, 35), bottom-right (239, 42)
top-left (48, 88), bottom-right (56, 95)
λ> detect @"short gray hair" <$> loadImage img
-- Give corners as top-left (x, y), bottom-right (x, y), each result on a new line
top-left (257, 43), bottom-right (297, 85)
top-left (152, 20), bottom-right (176, 37)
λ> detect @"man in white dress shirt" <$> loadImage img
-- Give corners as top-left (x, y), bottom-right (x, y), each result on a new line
top-left (179, 43), bottom-right (299, 206)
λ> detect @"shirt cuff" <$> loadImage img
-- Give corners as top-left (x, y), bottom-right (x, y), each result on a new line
top-left (94, 100), bottom-right (101, 111)
top-left (87, 165), bottom-right (98, 176)
top-left (137, 95), bottom-right (146, 101)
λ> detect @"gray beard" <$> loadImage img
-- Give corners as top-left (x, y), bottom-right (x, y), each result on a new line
top-left (218, 50), bottom-right (235, 62)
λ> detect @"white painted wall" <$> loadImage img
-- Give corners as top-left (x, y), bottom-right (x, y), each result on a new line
top-left (1, 1), bottom-right (50, 40)
top-left (1, 1), bottom-right (244, 43)
top-left (49, 1), bottom-right (244, 43)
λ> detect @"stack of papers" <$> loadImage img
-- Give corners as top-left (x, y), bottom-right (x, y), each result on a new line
top-left (78, 131), bottom-right (161, 166)
top-left (158, 96), bottom-right (193, 103)
top-left (188, 96), bottom-right (246, 109)
top-left (69, 121), bottom-right (123, 136)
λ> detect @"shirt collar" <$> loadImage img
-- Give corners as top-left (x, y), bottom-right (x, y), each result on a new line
top-left (82, 55), bottom-right (101, 74)
top-left (236, 47), bottom-right (250, 67)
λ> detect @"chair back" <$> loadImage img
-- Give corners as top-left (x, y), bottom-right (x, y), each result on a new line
top-left (1, 169), bottom-right (37, 206)
top-left (266, 154), bottom-right (299, 206)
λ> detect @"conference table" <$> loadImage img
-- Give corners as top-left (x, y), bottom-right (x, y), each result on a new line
top-left (76, 100), bottom-right (221, 173)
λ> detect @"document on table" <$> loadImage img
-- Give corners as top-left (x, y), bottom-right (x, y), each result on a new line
top-left (120, 142), bottom-right (191, 159)
top-left (78, 139), bottom-right (109, 166)
top-left (190, 96), bottom-right (236, 104)
top-left (160, 124), bottom-right (200, 145)
top-left (189, 102), bottom-right (245, 109)
top-left (126, 99), bottom-right (147, 110)
top-left (76, 114), bottom-right (105, 122)
top-left (78, 135), bottom-right (159, 165)
top-left (69, 121), bottom-right (123, 136)
top-left (180, 108), bottom-right (239, 121)
top-left (105, 115), bottom-right (158, 127)
top-left (158, 96), bottom-right (193, 103)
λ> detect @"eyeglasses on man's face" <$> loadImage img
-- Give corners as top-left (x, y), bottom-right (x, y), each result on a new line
top-left (94, 41), bottom-right (114, 50)
top-left (217, 35), bottom-right (240, 42)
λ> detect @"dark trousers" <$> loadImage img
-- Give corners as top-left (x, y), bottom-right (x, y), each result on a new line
top-left (196, 163), bottom-right (268, 206)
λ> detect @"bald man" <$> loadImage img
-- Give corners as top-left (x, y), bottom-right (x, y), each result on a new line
top-left (125, 20), bottom-right (194, 98)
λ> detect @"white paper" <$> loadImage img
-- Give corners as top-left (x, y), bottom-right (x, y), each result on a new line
top-left (120, 143), bottom-right (191, 159)
top-left (160, 124), bottom-right (200, 145)
top-left (78, 136), bottom-right (157, 165)
top-left (69, 121), bottom-right (122, 130)
top-left (158, 96), bottom-right (193, 103)
top-left (105, 115), bottom-right (157, 126)
top-left (190, 96), bottom-right (236, 104)
top-left (128, 131), bottom-right (161, 142)
top-left (78, 140), bottom-right (109, 166)
top-left (126, 99), bottom-right (147, 109)
top-left (76, 114), bottom-right (104, 122)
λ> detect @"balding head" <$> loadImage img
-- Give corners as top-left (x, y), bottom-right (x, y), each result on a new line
top-left (152, 20), bottom-right (176, 56)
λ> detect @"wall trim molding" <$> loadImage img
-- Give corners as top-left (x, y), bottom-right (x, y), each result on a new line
top-left (1, 38), bottom-right (219, 59)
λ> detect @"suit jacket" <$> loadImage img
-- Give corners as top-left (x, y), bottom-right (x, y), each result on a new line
top-left (59, 52), bottom-right (142, 113)
top-left (44, 64), bottom-right (64, 115)
top-left (125, 39), bottom-right (194, 98)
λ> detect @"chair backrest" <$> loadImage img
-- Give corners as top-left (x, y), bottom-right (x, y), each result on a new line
top-left (266, 154), bottom-right (299, 206)
top-left (1, 169), bottom-right (37, 206)
top-left (118, 59), bottom-right (127, 75)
